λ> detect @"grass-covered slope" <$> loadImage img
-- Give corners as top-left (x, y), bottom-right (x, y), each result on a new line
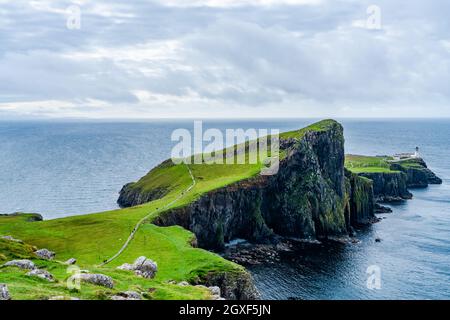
top-left (0, 119), bottom-right (339, 300)
top-left (0, 172), bottom-right (244, 300)
top-left (0, 213), bottom-right (237, 300)
top-left (345, 155), bottom-right (397, 173)
top-left (119, 119), bottom-right (339, 208)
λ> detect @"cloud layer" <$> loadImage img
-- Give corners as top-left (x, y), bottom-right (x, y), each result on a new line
top-left (1, 0), bottom-right (450, 118)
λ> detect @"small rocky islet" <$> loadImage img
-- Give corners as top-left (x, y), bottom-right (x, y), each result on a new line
top-left (0, 120), bottom-right (442, 300)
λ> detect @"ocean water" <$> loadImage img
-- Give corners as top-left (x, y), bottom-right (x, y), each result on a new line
top-left (0, 119), bottom-right (449, 299)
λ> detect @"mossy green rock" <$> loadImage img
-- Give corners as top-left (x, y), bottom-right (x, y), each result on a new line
top-left (344, 169), bottom-right (375, 226)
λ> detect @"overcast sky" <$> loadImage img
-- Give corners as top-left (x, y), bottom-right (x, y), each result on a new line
top-left (1, 0), bottom-right (450, 119)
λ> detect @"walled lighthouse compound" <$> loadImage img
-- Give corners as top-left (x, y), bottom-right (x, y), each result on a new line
top-left (392, 147), bottom-right (420, 161)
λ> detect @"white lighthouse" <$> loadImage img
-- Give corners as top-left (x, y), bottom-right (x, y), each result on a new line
top-left (414, 147), bottom-right (420, 158)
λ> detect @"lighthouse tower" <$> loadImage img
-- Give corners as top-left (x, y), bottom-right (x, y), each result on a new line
top-left (414, 147), bottom-right (420, 158)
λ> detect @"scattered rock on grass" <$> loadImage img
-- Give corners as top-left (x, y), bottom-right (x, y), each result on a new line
top-left (27, 269), bottom-right (55, 282)
top-left (4, 259), bottom-right (36, 270)
top-left (133, 256), bottom-right (158, 279)
top-left (78, 273), bottom-right (114, 288)
top-left (117, 256), bottom-right (158, 279)
top-left (110, 291), bottom-right (142, 300)
top-left (64, 258), bottom-right (77, 265)
top-left (0, 284), bottom-right (11, 300)
top-left (1, 235), bottom-right (23, 243)
top-left (34, 249), bottom-right (55, 260)
top-left (178, 281), bottom-right (189, 286)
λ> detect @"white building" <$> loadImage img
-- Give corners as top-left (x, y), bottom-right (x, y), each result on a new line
top-left (393, 147), bottom-right (419, 160)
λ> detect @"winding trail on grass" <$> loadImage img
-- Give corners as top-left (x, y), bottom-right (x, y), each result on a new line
top-left (100, 163), bottom-right (196, 267)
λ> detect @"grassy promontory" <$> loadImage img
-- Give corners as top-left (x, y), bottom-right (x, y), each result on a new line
top-left (345, 155), bottom-right (397, 173)
top-left (0, 120), bottom-right (337, 300)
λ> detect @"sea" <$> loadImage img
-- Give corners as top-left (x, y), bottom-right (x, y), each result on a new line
top-left (0, 119), bottom-right (449, 299)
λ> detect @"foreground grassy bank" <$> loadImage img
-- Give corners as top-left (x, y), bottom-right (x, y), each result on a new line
top-left (0, 161), bottom-right (249, 300)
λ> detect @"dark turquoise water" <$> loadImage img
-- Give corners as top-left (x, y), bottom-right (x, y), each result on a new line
top-left (0, 119), bottom-right (449, 299)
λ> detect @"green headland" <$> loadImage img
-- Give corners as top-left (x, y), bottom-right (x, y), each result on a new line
top-left (0, 120), bottom-right (335, 300)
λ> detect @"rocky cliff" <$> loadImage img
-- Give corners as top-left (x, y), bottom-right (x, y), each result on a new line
top-left (344, 169), bottom-right (376, 227)
top-left (390, 158), bottom-right (442, 188)
top-left (146, 120), bottom-right (375, 250)
top-left (192, 268), bottom-right (261, 300)
top-left (357, 171), bottom-right (412, 202)
top-left (352, 158), bottom-right (442, 202)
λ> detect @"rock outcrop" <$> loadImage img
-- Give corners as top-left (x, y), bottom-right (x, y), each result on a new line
top-left (194, 268), bottom-right (261, 300)
top-left (0, 213), bottom-right (43, 222)
top-left (118, 183), bottom-right (163, 208)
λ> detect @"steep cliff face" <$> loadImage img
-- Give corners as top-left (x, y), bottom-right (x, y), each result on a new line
top-left (151, 121), bottom-right (374, 250)
top-left (357, 171), bottom-right (412, 202)
top-left (156, 177), bottom-right (275, 250)
top-left (261, 123), bottom-right (347, 239)
top-left (390, 158), bottom-right (442, 188)
top-left (344, 169), bottom-right (375, 226)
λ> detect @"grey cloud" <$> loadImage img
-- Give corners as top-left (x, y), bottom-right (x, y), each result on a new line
top-left (0, 0), bottom-right (450, 117)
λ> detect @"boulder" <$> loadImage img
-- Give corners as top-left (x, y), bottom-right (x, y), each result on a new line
top-left (178, 281), bottom-right (189, 286)
top-left (78, 273), bottom-right (114, 288)
top-left (110, 291), bottom-right (142, 300)
top-left (34, 249), bottom-right (56, 260)
top-left (209, 286), bottom-right (221, 296)
top-left (133, 256), bottom-right (158, 279)
top-left (27, 269), bottom-right (55, 282)
top-left (118, 257), bottom-right (158, 279)
top-left (0, 284), bottom-right (11, 300)
top-left (64, 258), bottom-right (77, 265)
top-left (4, 259), bottom-right (36, 270)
